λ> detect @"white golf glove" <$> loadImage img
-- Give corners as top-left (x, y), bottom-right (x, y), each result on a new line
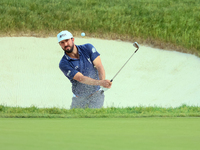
top-left (100, 86), bottom-right (109, 92)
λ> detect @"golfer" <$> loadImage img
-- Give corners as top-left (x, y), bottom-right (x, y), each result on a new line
top-left (58, 30), bottom-right (112, 109)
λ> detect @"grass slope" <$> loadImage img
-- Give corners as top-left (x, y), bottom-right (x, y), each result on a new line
top-left (0, 0), bottom-right (199, 55)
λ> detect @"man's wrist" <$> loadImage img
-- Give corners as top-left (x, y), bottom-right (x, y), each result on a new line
top-left (97, 80), bottom-right (102, 86)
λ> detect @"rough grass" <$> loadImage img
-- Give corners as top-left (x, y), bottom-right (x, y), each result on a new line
top-left (0, 104), bottom-right (200, 118)
top-left (0, 0), bottom-right (199, 56)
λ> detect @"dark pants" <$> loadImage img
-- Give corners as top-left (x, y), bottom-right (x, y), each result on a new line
top-left (70, 91), bottom-right (105, 109)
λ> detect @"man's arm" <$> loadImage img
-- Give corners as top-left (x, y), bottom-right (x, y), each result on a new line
top-left (73, 72), bottom-right (111, 88)
top-left (73, 56), bottom-right (112, 88)
top-left (93, 56), bottom-right (105, 80)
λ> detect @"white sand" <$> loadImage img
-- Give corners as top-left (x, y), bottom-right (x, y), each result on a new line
top-left (0, 37), bottom-right (200, 108)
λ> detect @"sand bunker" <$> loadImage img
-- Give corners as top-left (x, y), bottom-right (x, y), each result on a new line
top-left (0, 37), bottom-right (200, 108)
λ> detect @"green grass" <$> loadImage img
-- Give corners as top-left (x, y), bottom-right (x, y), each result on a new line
top-left (0, 0), bottom-right (199, 56)
top-left (1, 104), bottom-right (200, 118)
top-left (0, 118), bottom-right (200, 150)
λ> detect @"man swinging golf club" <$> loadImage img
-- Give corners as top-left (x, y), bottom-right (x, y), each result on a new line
top-left (58, 30), bottom-right (112, 109)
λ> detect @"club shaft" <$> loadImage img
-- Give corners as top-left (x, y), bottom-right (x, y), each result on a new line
top-left (111, 48), bottom-right (139, 82)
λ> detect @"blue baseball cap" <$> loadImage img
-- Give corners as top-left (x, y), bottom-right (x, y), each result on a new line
top-left (57, 30), bottom-right (73, 42)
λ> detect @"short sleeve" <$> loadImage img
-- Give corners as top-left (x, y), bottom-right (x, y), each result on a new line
top-left (85, 44), bottom-right (100, 62)
top-left (59, 60), bottom-right (78, 80)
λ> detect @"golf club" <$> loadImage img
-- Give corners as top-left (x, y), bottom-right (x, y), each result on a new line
top-left (100, 42), bottom-right (140, 93)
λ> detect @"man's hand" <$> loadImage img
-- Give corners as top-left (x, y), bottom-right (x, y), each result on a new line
top-left (100, 80), bottom-right (112, 93)
top-left (100, 80), bottom-right (112, 88)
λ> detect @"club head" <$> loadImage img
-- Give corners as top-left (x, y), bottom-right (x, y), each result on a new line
top-left (133, 42), bottom-right (139, 49)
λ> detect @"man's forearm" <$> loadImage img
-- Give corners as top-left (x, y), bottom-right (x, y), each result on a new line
top-left (97, 66), bottom-right (105, 80)
top-left (73, 72), bottom-right (103, 86)
top-left (79, 75), bottom-right (111, 88)
top-left (74, 73), bottom-right (111, 88)
top-left (93, 56), bottom-right (106, 80)
top-left (79, 75), bottom-right (101, 86)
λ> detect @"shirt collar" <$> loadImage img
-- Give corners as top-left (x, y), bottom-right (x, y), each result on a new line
top-left (64, 45), bottom-right (81, 60)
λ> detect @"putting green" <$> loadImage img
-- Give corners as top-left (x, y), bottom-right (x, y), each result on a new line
top-left (0, 118), bottom-right (199, 150)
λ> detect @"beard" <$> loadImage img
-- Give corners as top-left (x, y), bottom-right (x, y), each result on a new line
top-left (63, 43), bottom-right (74, 53)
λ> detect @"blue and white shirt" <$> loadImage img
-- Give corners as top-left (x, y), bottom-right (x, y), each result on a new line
top-left (59, 44), bottom-right (100, 97)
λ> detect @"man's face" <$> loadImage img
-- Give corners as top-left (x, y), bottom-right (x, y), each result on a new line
top-left (59, 38), bottom-right (74, 53)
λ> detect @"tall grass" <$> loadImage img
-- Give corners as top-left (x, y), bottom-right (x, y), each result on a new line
top-left (0, 104), bottom-right (200, 118)
top-left (0, 0), bottom-right (199, 56)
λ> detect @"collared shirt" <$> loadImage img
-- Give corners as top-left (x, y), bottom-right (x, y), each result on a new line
top-left (59, 44), bottom-right (100, 97)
